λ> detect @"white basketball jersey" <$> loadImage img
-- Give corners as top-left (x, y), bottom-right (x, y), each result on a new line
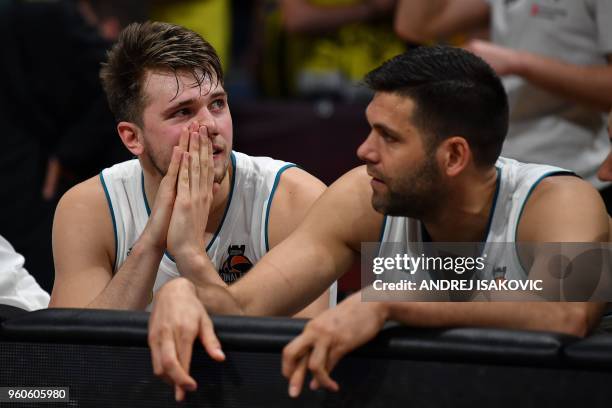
top-left (379, 157), bottom-right (573, 281)
top-left (100, 151), bottom-right (337, 307)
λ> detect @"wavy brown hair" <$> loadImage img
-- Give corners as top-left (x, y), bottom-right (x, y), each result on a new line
top-left (100, 21), bottom-right (223, 126)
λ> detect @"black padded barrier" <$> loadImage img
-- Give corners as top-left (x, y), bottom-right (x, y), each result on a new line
top-left (0, 308), bottom-right (611, 407)
top-left (0, 304), bottom-right (29, 323)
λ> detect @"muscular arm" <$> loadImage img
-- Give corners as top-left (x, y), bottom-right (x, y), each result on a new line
top-left (379, 301), bottom-right (603, 337)
top-left (382, 176), bottom-right (608, 336)
top-left (50, 177), bottom-right (162, 309)
top-left (282, 176), bottom-right (609, 396)
top-left (280, 0), bottom-right (395, 34)
top-left (516, 53), bottom-right (612, 111)
top-left (225, 167), bottom-right (383, 316)
top-left (380, 176), bottom-right (609, 336)
top-left (268, 167), bottom-right (329, 317)
top-left (394, 0), bottom-right (489, 44)
top-left (148, 166), bottom-right (383, 398)
top-left (51, 146), bottom-right (183, 310)
top-left (177, 167), bottom-right (331, 316)
top-left (467, 42), bottom-right (612, 111)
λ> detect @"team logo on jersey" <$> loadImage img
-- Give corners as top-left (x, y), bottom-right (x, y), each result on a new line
top-left (220, 245), bottom-right (253, 283)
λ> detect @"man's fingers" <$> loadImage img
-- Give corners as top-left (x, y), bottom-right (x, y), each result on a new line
top-left (326, 348), bottom-right (345, 378)
top-left (199, 125), bottom-right (209, 168)
top-left (199, 314), bottom-right (225, 362)
top-left (307, 341), bottom-right (339, 392)
top-left (175, 328), bottom-right (196, 387)
top-left (282, 334), bottom-right (313, 377)
top-left (189, 131), bottom-right (200, 196)
top-left (282, 334), bottom-right (315, 397)
top-left (159, 335), bottom-right (197, 391)
top-left (175, 385), bottom-right (186, 402)
top-left (154, 148), bottom-right (182, 216)
top-left (148, 330), bottom-right (164, 378)
top-left (310, 374), bottom-right (339, 393)
top-left (287, 354), bottom-right (308, 398)
top-left (179, 125), bottom-right (190, 152)
top-left (177, 152), bottom-right (190, 199)
top-left (173, 326), bottom-right (196, 403)
top-left (198, 125), bottom-right (213, 195)
top-left (166, 147), bottom-right (183, 183)
top-left (206, 135), bottom-right (214, 191)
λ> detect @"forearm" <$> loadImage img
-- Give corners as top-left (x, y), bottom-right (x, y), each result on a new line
top-left (514, 53), bottom-right (612, 111)
top-left (86, 238), bottom-right (163, 310)
top-left (228, 246), bottom-right (349, 317)
top-left (175, 250), bottom-right (228, 288)
top-left (394, 0), bottom-right (488, 43)
top-left (194, 284), bottom-right (244, 316)
top-left (280, 0), bottom-right (384, 34)
top-left (380, 301), bottom-right (605, 337)
top-left (293, 289), bottom-right (330, 318)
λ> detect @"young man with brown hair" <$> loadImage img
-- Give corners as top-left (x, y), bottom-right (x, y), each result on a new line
top-left (50, 22), bottom-right (332, 314)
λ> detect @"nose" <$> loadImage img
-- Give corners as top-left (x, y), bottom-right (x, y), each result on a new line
top-left (195, 109), bottom-right (218, 138)
top-left (597, 151), bottom-right (612, 182)
top-left (357, 131), bottom-right (380, 164)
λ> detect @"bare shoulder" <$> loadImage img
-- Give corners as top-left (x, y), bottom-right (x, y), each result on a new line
top-left (299, 166), bottom-right (385, 250)
top-left (321, 166), bottom-right (381, 217)
top-left (53, 175), bottom-right (115, 270)
top-left (518, 176), bottom-right (609, 242)
top-left (327, 165), bottom-right (374, 196)
top-left (273, 166), bottom-right (327, 207)
top-left (55, 175), bottom-right (110, 225)
top-left (267, 167), bottom-right (326, 248)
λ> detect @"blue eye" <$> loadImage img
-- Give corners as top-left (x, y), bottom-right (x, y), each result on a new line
top-left (173, 108), bottom-right (191, 117)
top-left (210, 99), bottom-right (226, 110)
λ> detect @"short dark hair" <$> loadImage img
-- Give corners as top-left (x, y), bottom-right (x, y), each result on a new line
top-left (364, 45), bottom-right (508, 167)
top-left (100, 21), bottom-right (223, 125)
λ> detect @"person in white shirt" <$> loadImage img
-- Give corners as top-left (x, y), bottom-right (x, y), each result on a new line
top-left (0, 234), bottom-right (49, 311)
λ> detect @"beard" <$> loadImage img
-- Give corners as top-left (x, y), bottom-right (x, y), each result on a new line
top-left (371, 153), bottom-right (447, 219)
top-left (145, 150), bottom-right (166, 177)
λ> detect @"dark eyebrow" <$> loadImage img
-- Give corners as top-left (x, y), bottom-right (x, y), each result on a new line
top-left (208, 91), bottom-right (227, 100)
top-left (162, 98), bottom-right (199, 117)
top-left (162, 91), bottom-right (227, 117)
top-left (372, 123), bottom-right (403, 139)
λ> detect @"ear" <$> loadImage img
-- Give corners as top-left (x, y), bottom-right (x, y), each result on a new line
top-left (117, 121), bottom-right (144, 156)
top-left (437, 136), bottom-right (471, 177)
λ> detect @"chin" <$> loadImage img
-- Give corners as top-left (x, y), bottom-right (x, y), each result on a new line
top-left (214, 160), bottom-right (230, 184)
top-left (371, 197), bottom-right (389, 215)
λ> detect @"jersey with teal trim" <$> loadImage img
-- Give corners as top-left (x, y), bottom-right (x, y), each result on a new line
top-left (378, 157), bottom-right (573, 282)
top-left (100, 151), bottom-right (337, 308)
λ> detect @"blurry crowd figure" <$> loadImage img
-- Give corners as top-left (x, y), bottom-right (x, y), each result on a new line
top-left (257, 0), bottom-right (405, 100)
top-left (148, 0), bottom-right (258, 100)
top-left (149, 0), bottom-right (231, 70)
top-left (0, 234), bottom-right (49, 311)
top-left (0, 0), bottom-right (144, 291)
top-left (395, 0), bottom-right (612, 213)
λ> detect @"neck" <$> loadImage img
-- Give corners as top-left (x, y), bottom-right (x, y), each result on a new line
top-left (422, 166), bottom-right (498, 242)
top-left (143, 160), bottom-right (233, 235)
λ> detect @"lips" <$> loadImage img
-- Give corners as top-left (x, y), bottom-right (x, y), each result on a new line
top-left (367, 169), bottom-right (385, 185)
